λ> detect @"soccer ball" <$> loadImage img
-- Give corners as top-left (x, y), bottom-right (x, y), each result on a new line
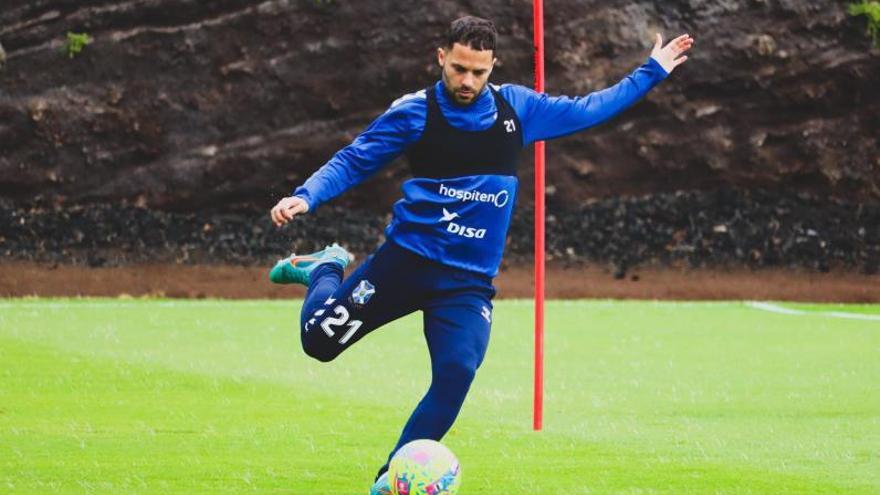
top-left (388, 439), bottom-right (462, 495)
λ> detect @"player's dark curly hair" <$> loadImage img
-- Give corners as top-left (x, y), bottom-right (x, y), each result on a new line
top-left (445, 16), bottom-right (497, 52)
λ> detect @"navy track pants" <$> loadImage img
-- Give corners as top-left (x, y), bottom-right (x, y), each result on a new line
top-left (298, 240), bottom-right (495, 477)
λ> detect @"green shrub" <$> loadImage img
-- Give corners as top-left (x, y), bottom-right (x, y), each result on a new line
top-left (849, 1), bottom-right (880, 47)
top-left (64, 32), bottom-right (92, 58)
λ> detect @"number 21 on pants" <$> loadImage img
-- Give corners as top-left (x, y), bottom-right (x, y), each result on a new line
top-left (319, 305), bottom-right (363, 345)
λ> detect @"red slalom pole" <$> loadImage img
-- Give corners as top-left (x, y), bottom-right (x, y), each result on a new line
top-left (532, 0), bottom-right (545, 432)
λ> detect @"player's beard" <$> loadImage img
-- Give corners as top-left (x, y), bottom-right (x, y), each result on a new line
top-left (441, 69), bottom-right (481, 106)
top-left (451, 87), bottom-right (476, 104)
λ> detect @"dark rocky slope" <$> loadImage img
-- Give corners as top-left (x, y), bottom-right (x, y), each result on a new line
top-left (1, 0), bottom-right (878, 212)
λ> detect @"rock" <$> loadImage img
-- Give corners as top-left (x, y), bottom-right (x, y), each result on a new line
top-left (752, 34), bottom-right (777, 57)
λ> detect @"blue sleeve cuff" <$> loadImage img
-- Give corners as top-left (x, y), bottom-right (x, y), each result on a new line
top-left (647, 56), bottom-right (670, 79)
top-left (292, 189), bottom-right (316, 212)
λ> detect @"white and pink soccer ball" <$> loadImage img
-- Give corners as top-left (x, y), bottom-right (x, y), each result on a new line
top-left (388, 439), bottom-right (462, 495)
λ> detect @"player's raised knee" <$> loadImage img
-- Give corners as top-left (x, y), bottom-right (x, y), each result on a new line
top-left (302, 338), bottom-right (341, 363)
top-left (302, 341), bottom-right (340, 363)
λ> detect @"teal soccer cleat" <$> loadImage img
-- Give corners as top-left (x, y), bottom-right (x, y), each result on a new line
top-left (368, 472), bottom-right (391, 495)
top-left (268, 243), bottom-right (353, 286)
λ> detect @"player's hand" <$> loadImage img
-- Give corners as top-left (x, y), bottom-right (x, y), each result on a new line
top-left (270, 196), bottom-right (310, 227)
top-left (650, 33), bottom-right (694, 74)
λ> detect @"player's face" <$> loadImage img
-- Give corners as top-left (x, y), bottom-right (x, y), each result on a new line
top-left (438, 43), bottom-right (496, 105)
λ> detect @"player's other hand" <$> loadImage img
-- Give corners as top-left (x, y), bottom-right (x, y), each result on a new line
top-left (650, 33), bottom-right (694, 74)
top-left (270, 196), bottom-right (310, 227)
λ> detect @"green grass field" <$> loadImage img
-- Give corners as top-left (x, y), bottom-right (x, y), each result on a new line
top-left (1, 299), bottom-right (878, 494)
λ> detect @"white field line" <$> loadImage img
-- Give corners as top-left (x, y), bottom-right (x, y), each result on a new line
top-left (746, 302), bottom-right (806, 315)
top-left (746, 301), bottom-right (880, 322)
top-left (825, 311), bottom-right (880, 321)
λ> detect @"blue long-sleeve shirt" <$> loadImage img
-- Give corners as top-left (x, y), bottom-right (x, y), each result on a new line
top-left (294, 57), bottom-right (669, 275)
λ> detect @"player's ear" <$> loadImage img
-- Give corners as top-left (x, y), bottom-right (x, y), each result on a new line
top-left (437, 47), bottom-right (446, 67)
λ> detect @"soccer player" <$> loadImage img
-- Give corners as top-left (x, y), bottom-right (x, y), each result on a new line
top-left (268, 16), bottom-right (693, 494)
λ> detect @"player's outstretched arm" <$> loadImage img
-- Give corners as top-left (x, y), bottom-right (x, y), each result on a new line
top-left (270, 196), bottom-right (310, 227)
top-left (505, 32), bottom-right (695, 144)
top-left (271, 93), bottom-right (426, 228)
